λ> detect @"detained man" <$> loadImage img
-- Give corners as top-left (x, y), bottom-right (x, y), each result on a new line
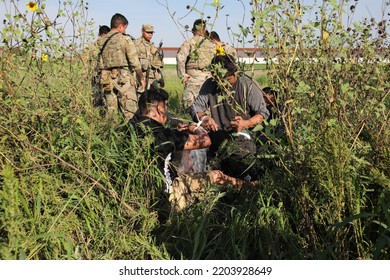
top-left (190, 54), bottom-right (270, 182)
top-left (129, 88), bottom-right (256, 211)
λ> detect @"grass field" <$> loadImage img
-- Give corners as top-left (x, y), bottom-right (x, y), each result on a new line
top-left (1, 0), bottom-right (388, 261)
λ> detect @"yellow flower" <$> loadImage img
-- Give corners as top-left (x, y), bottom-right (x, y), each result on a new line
top-left (322, 31), bottom-right (329, 40)
top-left (215, 45), bottom-right (226, 56)
top-left (41, 54), bottom-right (49, 62)
top-left (26, 2), bottom-right (38, 12)
top-left (322, 30), bottom-right (330, 47)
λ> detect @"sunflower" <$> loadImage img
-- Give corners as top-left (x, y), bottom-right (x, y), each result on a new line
top-left (41, 54), bottom-right (49, 62)
top-left (26, 2), bottom-right (38, 12)
top-left (215, 45), bottom-right (226, 56)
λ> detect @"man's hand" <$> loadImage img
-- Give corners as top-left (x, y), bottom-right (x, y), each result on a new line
top-left (230, 116), bottom-right (250, 132)
top-left (140, 78), bottom-right (146, 91)
top-left (201, 116), bottom-right (219, 132)
top-left (177, 122), bottom-right (188, 131)
top-left (178, 122), bottom-right (208, 135)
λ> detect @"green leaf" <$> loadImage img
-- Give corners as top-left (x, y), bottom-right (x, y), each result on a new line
top-left (217, 95), bottom-right (225, 103)
top-left (327, 118), bottom-right (337, 127)
top-left (252, 124), bottom-right (264, 132)
top-left (0, 135), bottom-right (9, 143)
top-left (62, 116), bottom-right (69, 125)
top-left (296, 81), bottom-right (311, 93)
top-left (334, 212), bottom-right (378, 229)
top-left (269, 118), bottom-right (278, 127)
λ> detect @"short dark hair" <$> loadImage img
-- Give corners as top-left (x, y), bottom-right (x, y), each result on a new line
top-left (209, 31), bottom-right (221, 42)
top-left (192, 19), bottom-right (206, 32)
top-left (262, 87), bottom-right (278, 99)
top-left (110, 13), bottom-right (128, 29)
top-left (99, 25), bottom-right (110, 36)
top-left (138, 88), bottom-right (169, 115)
top-left (210, 54), bottom-right (238, 77)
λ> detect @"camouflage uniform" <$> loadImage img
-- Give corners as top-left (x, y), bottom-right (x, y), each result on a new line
top-left (135, 37), bottom-right (164, 89)
top-left (93, 36), bottom-right (107, 60)
top-left (91, 36), bottom-right (108, 108)
top-left (99, 30), bottom-right (143, 120)
top-left (224, 44), bottom-right (238, 62)
top-left (215, 43), bottom-right (238, 63)
top-left (176, 35), bottom-right (215, 109)
top-left (209, 31), bottom-right (239, 65)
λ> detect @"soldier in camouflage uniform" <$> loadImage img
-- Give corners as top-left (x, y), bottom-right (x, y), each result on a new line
top-left (209, 31), bottom-right (238, 63)
top-left (99, 13), bottom-right (145, 120)
top-left (135, 24), bottom-right (164, 90)
top-left (83, 25), bottom-right (110, 70)
top-left (176, 19), bottom-right (215, 110)
top-left (92, 25), bottom-right (110, 108)
top-left (97, 26), bottom-right (110, 44)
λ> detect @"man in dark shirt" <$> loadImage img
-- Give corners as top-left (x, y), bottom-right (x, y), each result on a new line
top-left (190, 54), bottom-right (269, 181)
top-left (259, 86), bottom-right (285, 144)
top-left (130, 88), bottom-right (256, 210)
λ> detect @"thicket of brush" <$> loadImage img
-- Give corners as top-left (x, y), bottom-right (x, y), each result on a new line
top-left (0, 0), bottom-right (388, 259)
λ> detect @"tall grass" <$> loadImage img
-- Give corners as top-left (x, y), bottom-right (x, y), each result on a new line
top-left (249, 0), bottom-right (389, 259)
top-left (0, 0), bottom-right (389, 260)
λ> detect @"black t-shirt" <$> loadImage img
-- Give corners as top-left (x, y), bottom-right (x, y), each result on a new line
top-left (129, 115), bottom-right (189, 181)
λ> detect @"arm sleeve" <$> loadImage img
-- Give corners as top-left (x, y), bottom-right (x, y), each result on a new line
top-left (124, 36), bottom-right (142, 73)
top-left (154, 128), bottom-right (189, 155)
top-left (189, 82), bottom-right (211, 121)
top-left (176, 40), bottom-right (190, 79)
top-left (172, 130), bottom-right (189, 151)
top-left (246, 79), bottom-right (270, 120)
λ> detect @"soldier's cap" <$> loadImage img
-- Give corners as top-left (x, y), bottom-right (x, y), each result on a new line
top-left (192, 19), bottom-right (206, 32)
top-left (142, 24), bottom-right (154, 33)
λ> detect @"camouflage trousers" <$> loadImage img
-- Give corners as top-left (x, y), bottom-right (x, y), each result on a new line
top-left (143, 69), bottom-right (163, 90)
top-left (182, 69), bottom-right (211, 109)
top-left (101, 69), bottom-right (138, 120)
top-left (168, 172), bottom-right (210, 212)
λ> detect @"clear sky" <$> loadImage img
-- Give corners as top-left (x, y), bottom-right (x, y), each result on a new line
top-left (85, 0), bottom-right (388, 47)
top-left (86, 0), bottom-right (256, 47)
top-left (0, 0), bottom-right (388, 47)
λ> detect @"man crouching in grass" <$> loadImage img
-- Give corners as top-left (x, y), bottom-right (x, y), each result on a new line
top-left (129, 88), bottom-right (255, 211)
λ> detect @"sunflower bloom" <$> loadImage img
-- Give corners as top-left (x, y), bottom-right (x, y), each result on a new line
top-left (322, 30), bottom-right (330, 47)
top-left (26, 2), bottom-right (38, 12)
top-left (41, 54), bottom-right (49, 62)
top-left (215, 45), bottom-right (226, 56)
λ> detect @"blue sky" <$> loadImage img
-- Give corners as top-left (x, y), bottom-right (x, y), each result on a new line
top-left (87, 0), bottom-right (255, 47)
top-left (0, 0), bottom-right (388, 47)
top-left (86, 0), bottom-right (388, 47)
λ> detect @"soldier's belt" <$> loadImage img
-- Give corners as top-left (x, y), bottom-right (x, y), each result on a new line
top-left (104, 66), bottom-right (131, 71)
top-left (186, 68), bottom-right (210, 75)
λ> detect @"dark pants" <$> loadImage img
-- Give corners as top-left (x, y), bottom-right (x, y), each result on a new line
top-left (209, 130), bottom-right (258, 180)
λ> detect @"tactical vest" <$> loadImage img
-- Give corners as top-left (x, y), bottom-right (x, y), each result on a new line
top-left (185, 36), bottom-right (215, 70)
top-left (101, 31), bottom-right (132, 70)
top-left (135, 37), bottom-right (163, 70)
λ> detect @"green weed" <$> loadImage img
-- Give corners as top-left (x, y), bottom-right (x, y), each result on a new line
top-left (0, 0), bottom-right (388, 260)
